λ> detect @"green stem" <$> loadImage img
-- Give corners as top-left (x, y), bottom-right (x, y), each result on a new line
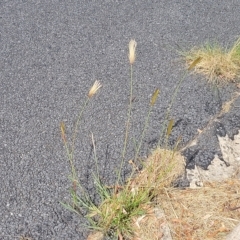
top-left (91, 132), bottom-right (99, 179)
top-left (158, 71), bottom-right (188, 146)
top-left (134, 105), bottom-right (153, 161)
top-left (117, 64), bottom-right (134, 185)
top-left (71, 98), bottom-right (90, 159)
top-left (68, 97), bottom-right (90, 183)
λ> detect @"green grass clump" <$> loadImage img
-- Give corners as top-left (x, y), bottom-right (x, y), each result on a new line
top-left (184, 37), bottom-right (240, 85)
top-left (91, 184), bottom-right (150, 238)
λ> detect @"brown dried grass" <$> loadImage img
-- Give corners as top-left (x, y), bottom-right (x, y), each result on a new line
top-left (130, 148), bottom-right (240, 240)
top-left (131, 205), bottom-right (168, 240)
top-left (128, 148), bottom-right (185, 193)
top-left (128, 148), bottom-right (185, 240)
top-left (185, 38), bottom-right (240, 85)
top-left (158, 178), bottom-right (240, 240)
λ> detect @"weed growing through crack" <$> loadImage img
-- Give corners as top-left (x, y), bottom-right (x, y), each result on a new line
top-left (184, 37), bottom-right (240, 85)
top-left (60, 40), bottom-right (162, 239)
top-left (60, 40), bottom-right (201, 239)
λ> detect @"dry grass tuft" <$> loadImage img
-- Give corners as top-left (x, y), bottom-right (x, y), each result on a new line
top-left (128, 149), bottom-right (240, 240)
top-left (128, 148), bottom-right (185, 193)
top-left (127, 148), bottom-right (185, 239)
top-left (185, 38), bottom-right (240, 84)
top-left (158, 178), bottom-right (240, 240)
top-left (131, 205), bottom-right (169, 240)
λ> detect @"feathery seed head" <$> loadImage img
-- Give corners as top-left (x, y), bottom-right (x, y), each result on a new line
top-left (88, 80), bottom-right (102, 98)
top-left (129, 39), bottom-right (137, 65)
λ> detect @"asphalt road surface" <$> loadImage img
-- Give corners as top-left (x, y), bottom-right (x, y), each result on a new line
top-left (1, 1), bottom-right (240, 239)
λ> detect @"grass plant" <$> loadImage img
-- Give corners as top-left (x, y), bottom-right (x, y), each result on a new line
top-left (184, 37), bottom-right (240, 85)
top-left (60, 38), bottom-right (240, 239)
top-left (60, 39), bottom-right (201, 239)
